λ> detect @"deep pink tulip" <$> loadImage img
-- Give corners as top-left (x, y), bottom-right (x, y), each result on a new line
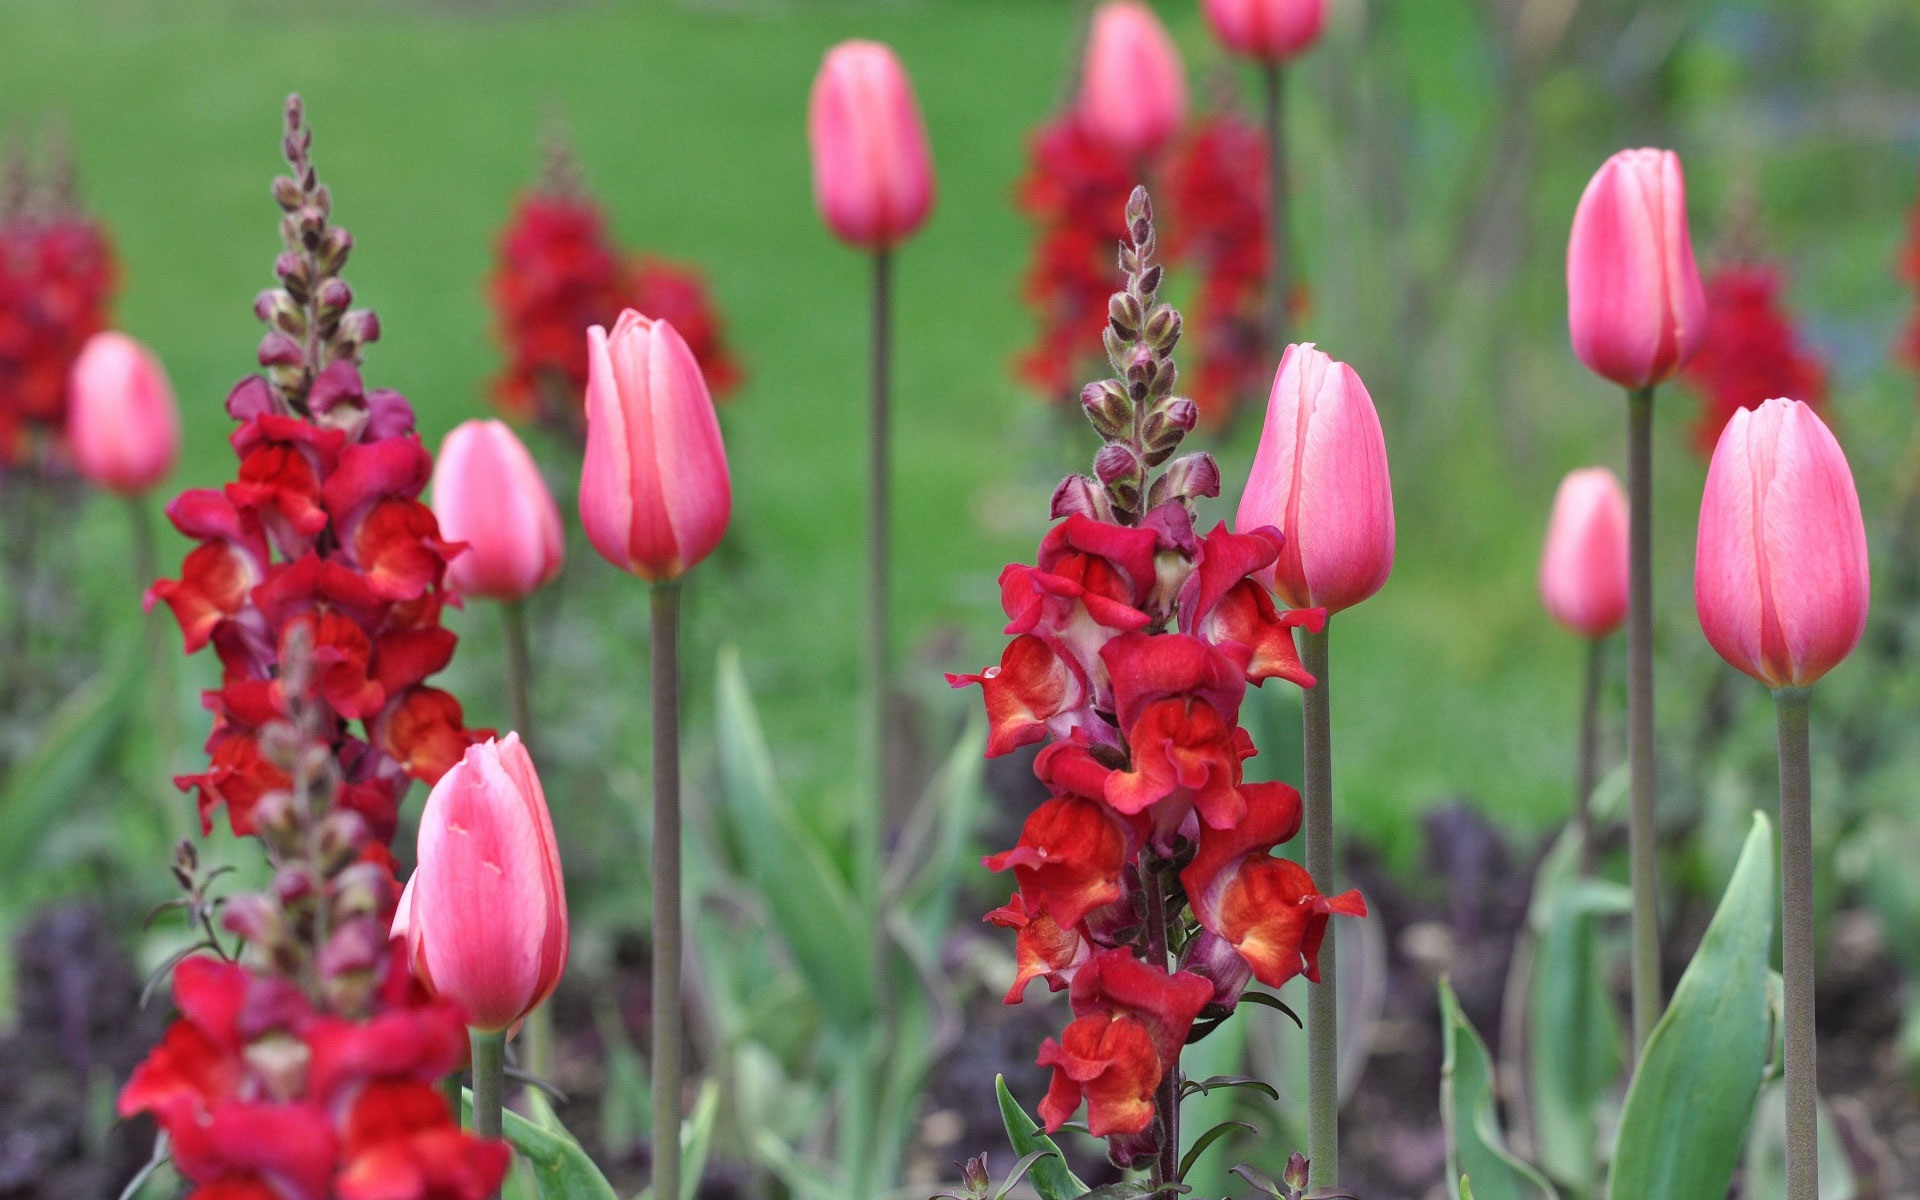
top-left (1234, 343), bottom-right (1395, 613)
top-left (397, 734), bottom-right (568, 1033)
top-left (1078, 1), bottom-right (1189, 160)
top-left (66, 331), bottom-right (180, 495)
top-left (579, 310), bottom-right (732, 582)
top-left (807, 40), bottom-right (936, 251)
top-left (1566, 148), bottom-right (1707, 390)
top-left (1201, 0), bottom-right (1328, 63)
top-left (1539, 467), bottom-right (1629, 639)
top-left (432, 419), bottom-right (563, 603)
top-left (1694, 397), bottom-right (1869, 690)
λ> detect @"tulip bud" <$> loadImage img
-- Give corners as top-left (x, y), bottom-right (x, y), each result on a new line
top-left (65, 332), bottom-right (181, 496)
top-left (432, 419), bottom-right (565, 602)
top-left (1539, 467), bottom-right (1629, 639)
top-left (1694, 398), bottom-right (1869, 690)
top-left (398, 734), bottom-right (568, 1033)
top-left (808, 40), bottom-right (936, 251)
top-left (1201, 0), bottom-right (1329, 64)
top-left (579, 311), bottom-right (732, 582)
top-left (1078, 2), bottom-right (1188, 160)
top-left (1234, 343), bottom-right (1394, 613)
top-left (1566, 148), bottom-right (1707, 390)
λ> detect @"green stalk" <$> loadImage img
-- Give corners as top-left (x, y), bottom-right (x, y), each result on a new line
top-left (1774, 687), bottom-right (1816, 1200)
top-left (470, 1026), bottom-right (508, 1198)
top-left (1625, 385), bottom-right (1661, 1052)
top-left (1301, 624), bottom-right (1337, 1189)
top-left (864, 248), bottom-right (893, 909)
top-left (1575, 636), bottom-right (1604, 875)
top-left (1141, 862), bottom-right (1179, 1188)
top-left (130, 494), bottom-right (181, 832)
top-left (501, 599), bottom-right (554, 1087)
top-left (1261, 62), bottom-right (1290, 351)
top-left (650, 580), bottom-right (684, 1200)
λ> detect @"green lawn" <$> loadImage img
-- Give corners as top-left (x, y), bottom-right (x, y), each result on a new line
top-left (5, 0), bottom-right (1919, 876)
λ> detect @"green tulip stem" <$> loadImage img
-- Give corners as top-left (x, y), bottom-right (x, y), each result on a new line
top-left (650, 579), bottom-right (684, 1200)
top-left (1575, 635), bottom-right (1604, 875)
top-left (470, 1025), bottom-right (507, 1200)
top-left (1775, 686), bottom-right (1817, 1200)
top-left (864, 247), bottom-right (893, 911)
top-left (1626, 384), bottom-right (1662, 1052)
top-left (500, 599), bottom-right (553, 1088)
top-left (130, 493), bottom-right (182, 834)
top-left (1302, 623), bottom-right (1337, 1189)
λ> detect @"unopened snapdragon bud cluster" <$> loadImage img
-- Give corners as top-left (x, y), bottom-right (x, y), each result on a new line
top-left (1054, 186), bottom-right (1216, 527)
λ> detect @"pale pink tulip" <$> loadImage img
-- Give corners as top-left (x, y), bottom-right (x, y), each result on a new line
top-left (66, 331), bottom-right (180, 495)
top-left (1566, 148), bottom-right (1707, 390)
top-left (398, 734), bottom-right (568, 1033)
top-left (1694, 397), bottom-right (1869, 689)
top-left (432, 419), bottom-right (563, 602)
top-left (1201, 0), bottom-right (1328, 63)
top-left (808, 40), bottom-right (936, 251)
top-left (579, 310), bottom-right (732, 582)
top-left (1078, 1), bottom-right (1189, 160)
top-left (1234, 343), bottom-right (1395, 613)
top-left (1539, 467), bottom-right (1629, 638)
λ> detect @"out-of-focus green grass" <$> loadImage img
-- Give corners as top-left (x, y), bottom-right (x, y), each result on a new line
top-left (4, 0), bottom-right (1919, 873)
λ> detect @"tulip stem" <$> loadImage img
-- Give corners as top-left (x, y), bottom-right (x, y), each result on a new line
top-left (1575, 636), bottom-right (1604, 876)
top-left (1625, 384), bottom-right (1661, 1054)
top-left (650, 580), bottom-right (684, 1200)
top-left (500, 599), bottom-right (553, 1087)
top-left (129, 495), bottom-right (180, 811)
top-left (1775, 686), bottom-right (1817, 1200)
top-left (864, 247), bottom-right (893, 910)
top-left (1261, 62), bottom-right (1289, 350)
top-left (1301, 624), bottom-right (1337, 1190)
top-left (470, 1027), bottom-right (507, 1170)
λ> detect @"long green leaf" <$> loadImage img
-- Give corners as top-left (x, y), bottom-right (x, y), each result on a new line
top-left (461, 1090), bottom-right (620, 1200)
top-left (1606, 811), bottom-right (1776, 1200)
top-left (0, 665), bottom-right (135, 888)
top-left (1440, 976), bottom-right (1558, 1200)
top-left (996, 1075), bottom-right (1088, 1200)
top-left (713, 648), bottom-right (874, 1028)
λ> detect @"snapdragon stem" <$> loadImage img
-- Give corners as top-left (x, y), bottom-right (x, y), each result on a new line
top-left (1302, 625), bottom-right (1337, 1189)
top-left (1775, 687), bottom-right (1817, 1200)
top-left (471, 1026), bottom-right (507, 1197)
top-left (1626, 385), bottom-right (1661, 1052)
top-left (1261, 63), bottom-right (1289, 350)
top-left (1141, 862), bottom-right (1179, 1188)
top-left (651, 580), bottom-right (684, 1200)
top-left (501, 600), bottom-right (553, 1087)
top-left (864, 248), bottom-right (893, 913)
top-left (1575, 636), bottom-right (1604, 875)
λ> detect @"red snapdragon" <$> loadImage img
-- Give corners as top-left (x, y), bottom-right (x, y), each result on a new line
top-left (1681, 261), bottom-right (1827, 457)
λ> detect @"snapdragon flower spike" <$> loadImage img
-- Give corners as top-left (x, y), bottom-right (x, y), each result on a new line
top-left (147, 97), bottom-right (487, 841)
top-left (1036, 949), bottom-right (1213, 1138)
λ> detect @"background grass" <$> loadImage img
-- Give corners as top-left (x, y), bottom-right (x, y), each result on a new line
top-left (4, 0), bottom-right (1919, 883)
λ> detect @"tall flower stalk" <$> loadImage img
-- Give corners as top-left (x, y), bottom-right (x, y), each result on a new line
top-left (954, 187), bottom-right (1361, 1182)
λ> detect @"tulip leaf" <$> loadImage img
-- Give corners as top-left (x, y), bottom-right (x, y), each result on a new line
top-left (0, 663), bottom-right (136, 890)
top-left (1440, 976), bottom-right (1558, 1200)
top-left (461, 1089), bottom-right (620, 1200)
top-left (996, 1074), bottom-right (1089, 1200)
top-left (1606, 811), bottom-right (1775, 1200)
top-left (714, 648), bottom-right (875, 1029)
top-left (1526, 830), bottom-right (1629, 1193)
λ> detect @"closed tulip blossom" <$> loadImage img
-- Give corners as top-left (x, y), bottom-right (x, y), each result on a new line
top-left (432, 419), bottom-right (563, 603)
top-left (1539, 467), bottom-right (1629, 639)
top-left (1078, 2), bottom-right (1189, 160)
top-left (1695, 398), bottom-right (1868, 690)
top-left (807, 40), bottom-right (936, 252)
top-left (1566, 149), bottom-right (1707, 391)
top-left (66, 330), bottom-right (180, 495)
top-left (1234, 343), bottom-right (1395, 614)
top-left (399, 734), bottom-right (568, 1034)
top-left (1201, 0), bottom-right (1328, 63)
top-left (579, 310), bottom-right (732, 582)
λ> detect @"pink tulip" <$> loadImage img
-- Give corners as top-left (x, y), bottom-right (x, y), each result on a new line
top-left (431, 419), bottom-right (564, 603)
top-left (579, 310), bottom-right (732, 582)
top-left (1201, 0), bottom-right (1328, 63)
top-left (807, 40), bottom-right (936, 251)
top-left (1078, 1), bottom-right (1189, 160)
top-left (1566, 148), bottom-right (1707, 390)
top-left (1234, 343), bottom-right (1395, 613)
top-left (1694, 397), bottom-right (1869, 690)
top-left (66, 331), bottom-right (180, 495)
top-left (1539, 467), bottom-right (1629, 639)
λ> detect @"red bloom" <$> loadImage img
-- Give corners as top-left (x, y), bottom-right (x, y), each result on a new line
top-left (1180, 522), bottom-right (1323, 686)
top-left (1681, 262), bottom-right (1828, 457)
top-left (945, 633), bottom-right (1097, 758)
top-left (985, 893), bottom-right (1091, 1005)
top-left (0, 196), bottom-right (117, 465)
top-left (1002, 514), bottom-right (1162, 699)
top-left (984, 793), bottom-right (1143, 932)
top-left (1035, 949), bottom-right (1213, 1137)
top-left (1901, 181), bottom-right (1920, 378)
top-left (1101, 632), bottom-right (1253, 829)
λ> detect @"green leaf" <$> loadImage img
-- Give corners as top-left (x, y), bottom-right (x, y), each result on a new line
top-left (996, 1074), bottom-right (1088, 1200)
top-left (1237, 991), bottom-right (1303, 1027)
top-left (1740, 1080), bottom-right (1857, 1200)
top-left (1181, 1075), bottom-right (1281, 1103)
top-left (1606, 811), bottom-right (1776, 1200)
top-left (1440, 976), bottom-right (1558, 1200)
top-left (993, 1150), bottom-right (1060, 1200)
top-left (714, 648), bottom-right (874, 1028)
top-left (0, 666), bottom-right (135, 889)
top-left (1178, 1119), bottom-right (1254, 1179)
top-left (460, 1090), bottom-right (620, 1200)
